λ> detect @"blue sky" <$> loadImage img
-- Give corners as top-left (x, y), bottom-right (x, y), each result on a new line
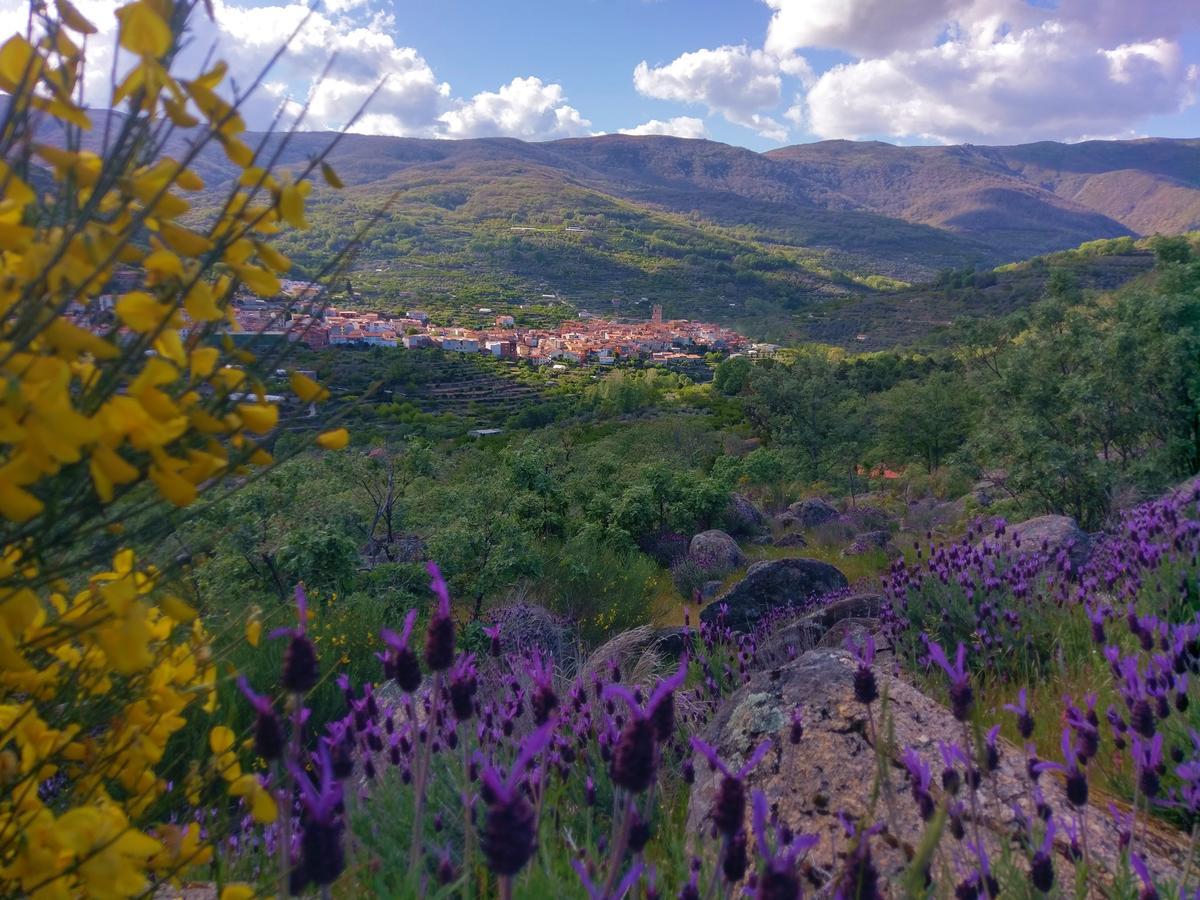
top-left (383, 0), bottom-right (857, 149)
top-left (3, 0), bottom-right (1198, 148)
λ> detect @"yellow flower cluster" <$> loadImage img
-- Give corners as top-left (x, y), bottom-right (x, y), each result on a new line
top-left (0, 0), bottom-right (347, 895)
top-left (0, 549), bottom-right (215, 897)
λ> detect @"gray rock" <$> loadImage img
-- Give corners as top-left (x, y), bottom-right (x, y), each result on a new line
top-left (816, 616), bottom-right (881, 649)
top-left (701, 580), bottom-right (724, 601)
top-left (1001, 514), bottom-right (1092, 568)
top-left (779, 497), bottom-right (839, 529)
top-left (688, 529), bottom-right (746, 573)
top-left (700, 558), bottom-right (848, 632)
top-left (651, 626), bottom-right (694, 661)
top-left (840, 530), bottom-right (890, 556)
top-left (756, 593), bottom-right (883, 664)
top-left (687, 650), bottom-right (1187, 892)
top-left (723, 492), bottom-right (767, 535)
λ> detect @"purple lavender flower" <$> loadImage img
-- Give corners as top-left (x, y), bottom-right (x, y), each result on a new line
top-left (237, 676), bottom-right (284, 762)
top-left (751, 790), bottom-right (817, 900)
top-left (1129, 853), bottom-right (1160, 900)
top-left (287, 745), bottom-right (345, 889)
top-left (789, 707), bottom-right (804, 745)
top-left (380, 609), bottom-right (422, 693)
top-left (483, 623), bottom-right (502, 658)
top-left (448, 652), bottom-right (478, 720)
top-left (274, 584), bottom-right (318, 694)
top-left (960, 841), bottom-right (999, 898)
top-left (692, 737), bottom-right (772, 836)
top-left (832, 815), bottom-right (882, 900)
top-left (925, 639), bottom-right (973, 721)
top-left (1035, 728), bottom-right (1088, 807)
top-left (1132, 733), bottom-right (1164, 799)
top-left (901, 747), bottom-right (935, 821)
top-left (425, 562), bottom-right (455, 671)
top-left (983, 725), bottom-right (1001, 774)
top-left (529, 650), bottom-right (559, 726)
top-left (848, 634), bottom-right (878, 705)
top-left (604, 659), bottom-right (688, 793)
top-left (476, 722), bottom-right (554, 877)
top-left (1004, 688), bottom-right (1035, 740)
top-left (1027, 819), bottom-right (1057, 889)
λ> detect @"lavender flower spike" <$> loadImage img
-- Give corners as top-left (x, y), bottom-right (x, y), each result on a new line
top-left (476, 721), bottom-right (556, 877)
top-left (925, 638), bottom-right (973, 721)
top-left (752, 789), bottom-right (818, 900)
top-left (425, 561), bottom-right (455, 671)
top-left (604, 657), bottom-right (689, 793)
top-left (237, 676), bottom-right (284, 762)
top-left (274, 584), bottom-right (318, 693)
top-left (1003, 687), bottom-right (1035, 739)
top-left (379, 609), bottom-right (422, 692)
top-left (692, 737), bottom-right (771, 836)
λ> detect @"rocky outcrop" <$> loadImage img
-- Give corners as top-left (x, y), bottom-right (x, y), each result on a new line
top-left (755, 593), bottom-right (884, 665)
top-left (1001, 514), bottom-right (1092, 568)
top-left (778, 498), bottom-right (839, 530)
top-left (700, 558), bottom-right (848, 632)
top-left (689, 530), bottom-right (746, 573)
top-left (687, 650), bottom-right (1186, 893)
top-left (840, 530), bottom-right (891, 557)
top-left (723, 493), bottom-right (767, 535)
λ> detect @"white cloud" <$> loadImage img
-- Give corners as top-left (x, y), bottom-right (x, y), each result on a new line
top-left (764, 0), bottom-right (967, 58)
top-left (619, 116), bottom-right (709, 138)
top-left (0, 0), bottom-right (592, 142)
top-left (440, 77), bottom-right (591, 140)
top-left (633, 45), bottom-right (791, 139)
top-left (803, 20), bottom-right (1200, 143)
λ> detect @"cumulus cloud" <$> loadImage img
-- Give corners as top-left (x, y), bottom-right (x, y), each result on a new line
top-left (764, 0), bottom-right (969, 58)
top-left (0, 0), bottom-right (591, 142)
top-left (633, 45), bottom-right (790, 139)
top-left (440, 77), bottom-right (591, 139)
top-left (619, 116), bottom-right (709, 138)
top-left (803, 20), bottom-right (1200, 143)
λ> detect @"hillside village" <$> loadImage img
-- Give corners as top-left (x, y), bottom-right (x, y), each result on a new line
top-left (87, 275), bottom-right (752, 367)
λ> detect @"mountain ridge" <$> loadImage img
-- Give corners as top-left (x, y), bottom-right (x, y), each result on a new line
top-left (220, 131), bottom-right (1198, 268)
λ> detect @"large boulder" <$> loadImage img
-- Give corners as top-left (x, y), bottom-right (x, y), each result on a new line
top-left (688, 530), bottom-right (745, 573)
top-left (755, 593), bottom-right (884, 665)
top-left (700, 558), bottom-right (848, 632)
top-left (723, 492), bottom-right (767, 535)
top-left (840, 530), bottom-right (891, 557)
top-left (687, 650), bottom-right (1187, 892)
top-left (778, 497), bottom-right (839, 530)
top-left (1001, 514), bottom-right (1091, 569)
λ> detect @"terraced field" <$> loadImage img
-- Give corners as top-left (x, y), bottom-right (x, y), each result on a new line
top-left (400, 364), bottom-right (544, 424)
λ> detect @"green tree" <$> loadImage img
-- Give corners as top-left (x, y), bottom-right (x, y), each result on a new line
top-left (745, 353), bottom-right (865, 484)
top-left (713, 355), bottom-right (752, 395)
top-left (875, 373), bottom-right (976, 473)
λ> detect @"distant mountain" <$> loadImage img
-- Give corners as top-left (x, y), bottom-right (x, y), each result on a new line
top-left (178, 130), bottom-right (1197, 339)
top-left (208, 132), bottom-right (1200, 268)
top-left (14, 103), bottom-right (1197, 340)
